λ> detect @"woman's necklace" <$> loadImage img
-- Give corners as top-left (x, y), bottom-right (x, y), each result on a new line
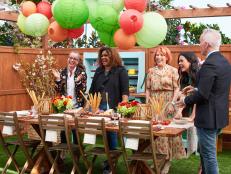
top-left (154, 65), bottom-right (168, 76)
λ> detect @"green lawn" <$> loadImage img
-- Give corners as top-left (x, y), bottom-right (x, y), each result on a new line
top-left (1, 137), bottom-right (231, 174)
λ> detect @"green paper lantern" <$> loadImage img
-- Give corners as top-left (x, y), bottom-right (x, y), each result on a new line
top-left (98, 0), bottom-right (124, 12)
top-left (24, 13), bottom-right (49, 37)
top-left (135, 12), bottom-right (167, 48)
top-left (84, 0), bottom-right (97, 18)
top-left (51, 0), bottom-right (59, 15)
top-left (89, 5), bottom-right (118, 33)
top-left (98, 31), bottom-right (115, 47)
top-left (97, 26), bottom-right (119, 47)
top-left (53, 0), bottom-right (89, 29)
top-left (17, 13), bottom-right (28, 34)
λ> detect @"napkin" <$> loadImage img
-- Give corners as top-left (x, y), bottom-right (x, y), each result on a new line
top-left (45, 130), bottom-right (58, 143)
top-left (2, 126), bottom-right (14, 135)
top-left (83, 133), bottom-right (96, 145)
top-left (125, 137), bottom-right (139, 150)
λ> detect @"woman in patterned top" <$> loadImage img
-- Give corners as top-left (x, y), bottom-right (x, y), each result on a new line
top-left (146, 46), bottom-right (186, 173)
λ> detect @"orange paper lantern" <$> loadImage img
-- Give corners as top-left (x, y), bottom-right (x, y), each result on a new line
top-left (48, 21), bottom-right (68, 42)
top-left (21, 1), bottom-right (37, 17)
top-left (114, 28), bottom-right (136, 50)
top-left (124, 0), bottom-right (147, 12)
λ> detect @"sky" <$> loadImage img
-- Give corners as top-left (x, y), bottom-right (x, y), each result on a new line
top-left (171, 0), bottom-right (231, 38)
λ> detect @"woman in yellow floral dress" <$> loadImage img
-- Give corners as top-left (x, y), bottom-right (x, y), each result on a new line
top-left (146, 46), bottom-right (186, 172)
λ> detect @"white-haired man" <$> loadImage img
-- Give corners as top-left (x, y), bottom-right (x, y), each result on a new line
top-left (176, 29), bottom-right (231, 174)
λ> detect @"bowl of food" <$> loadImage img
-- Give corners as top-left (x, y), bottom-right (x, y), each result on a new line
top-left (173, 118), bottom-right (188, 124)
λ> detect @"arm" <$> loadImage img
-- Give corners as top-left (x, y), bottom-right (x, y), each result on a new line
top-left (188, 104), bottom-right (196, 121)
top-left (119, 67), bottom-right (129, 99)
top-left (145, 70), bottom-right (151, 103)
top-left (185, 62), bottom-right (216, 105)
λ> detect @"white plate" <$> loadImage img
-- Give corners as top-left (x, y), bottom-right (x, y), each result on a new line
top-left (173, 118), bottom-right (188, 125)
top-left (128, 120), bottom-right (150, 124)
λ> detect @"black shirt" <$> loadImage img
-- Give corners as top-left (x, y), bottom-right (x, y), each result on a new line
top-left (89, 66), bottom-right (129, 110)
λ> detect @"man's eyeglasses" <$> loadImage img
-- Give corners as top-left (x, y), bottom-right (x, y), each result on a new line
top-left (69, 56), bottom-right (79, 61)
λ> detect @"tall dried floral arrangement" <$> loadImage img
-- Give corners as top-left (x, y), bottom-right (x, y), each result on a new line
top-left (18, 51), bottom-right (56, 101)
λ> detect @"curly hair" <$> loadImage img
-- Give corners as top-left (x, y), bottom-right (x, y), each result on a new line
top-left (97, 46), bottom-right (122, 68)
top-left (177, 52), bottom-right (199, 88)
top-left (153, 46), bottom-right (173, 64)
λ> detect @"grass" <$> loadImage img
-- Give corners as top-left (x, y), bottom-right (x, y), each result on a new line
top-left (1, 137), bottom-right (231, 174)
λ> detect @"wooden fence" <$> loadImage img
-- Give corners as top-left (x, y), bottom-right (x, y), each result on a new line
top-left (1, 45), bottom-right (231, 111)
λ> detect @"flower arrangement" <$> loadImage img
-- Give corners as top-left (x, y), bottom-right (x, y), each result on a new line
top-left (17, 51), bottom-right (56, 100)
top-left (52, 96), bottom-right (73, 113)
top-left (117, 100), bottom-right (139, 118)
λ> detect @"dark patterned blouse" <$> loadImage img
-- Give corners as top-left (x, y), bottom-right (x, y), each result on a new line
top-left (56, 66), bottom-right (87, 108)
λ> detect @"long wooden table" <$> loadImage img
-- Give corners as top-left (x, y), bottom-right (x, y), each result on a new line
top-left (19, 116), bottom-right (189, 174)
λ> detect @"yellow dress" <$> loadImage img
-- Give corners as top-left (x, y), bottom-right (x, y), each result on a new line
top-left (146, 64), bottom-right (186, 160)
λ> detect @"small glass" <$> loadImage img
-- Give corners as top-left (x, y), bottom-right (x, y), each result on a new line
top-left (111, 112), bottom-right (119, 125)
top-left (31, 106), bottom-right (38, 117)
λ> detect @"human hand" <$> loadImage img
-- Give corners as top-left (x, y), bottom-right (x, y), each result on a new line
top-left (174, 110), bottom-right (182, 119)
top-left (166, 103), bottom-right (175, 114)
top-left (76, 74), bottom-right (83, 82)
top-left (175, 94), bottom-right (186, 108)
top-left (52, 69), bottom-right (60, 80)
top-left (182, 85), bottom-right (194, 95)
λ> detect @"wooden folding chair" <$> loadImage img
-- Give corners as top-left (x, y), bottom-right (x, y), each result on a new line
top-left (119, 120), bottom-right (167, 174)
top-left (38, 114), bottom-right (81, 174)
top-left (0, 112), bottom-right (40, 174)
top-left (75, 117), bottom-right (121, 174)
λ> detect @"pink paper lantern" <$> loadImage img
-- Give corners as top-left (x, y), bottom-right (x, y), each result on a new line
top-left (124, 0), bottom-right (148, 12)
top-left (114, 28), bottom-right (136, 50)
top-left (48, 21), bottom-right (68, 42)
top-left (21, 1), bottom-right (37, 17)
top-left (37, 1), bottom-right (52, 19)
top-left (119, 9), bottom-right (143, 35)
top-left (68, 25), bottom-right (84, 39)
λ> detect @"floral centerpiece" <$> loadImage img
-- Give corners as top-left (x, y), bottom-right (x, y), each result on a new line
top-left (52, 96), bottom-right (73, 113)
top-left (117, 100), bottom-right (139, 118)
top-left (15, 51), bottom-right (56, 114)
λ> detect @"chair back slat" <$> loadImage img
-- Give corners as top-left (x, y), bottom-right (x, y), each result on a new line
top-left (0, 112), bottom-right (15, 127)
top-left (78, 128), bottom-right (102, 135)
top-left (39, 115), bottom-right (65, 131)
top-left (122, 133), bottom-right (150, 139)
top-left (119, 121), bottom-right (152, 138)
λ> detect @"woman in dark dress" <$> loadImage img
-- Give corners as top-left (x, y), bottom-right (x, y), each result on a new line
top-left (89, 46), bottom-right (129, 174)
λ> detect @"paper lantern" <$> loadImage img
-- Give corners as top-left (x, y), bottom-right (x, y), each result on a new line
top-left (53, 0), bottom-right (89, 29)
top-left (17, 13), bottom-right (28, 34)
top-left (114, 28), bottom-right (136, 50)
top-left (119, 9), bottom-right (143, 35)
top-left (98, 0), bottom-right (124, 12)
top-left (24, 13), bottom-right (49, 37)
top-left (85, 0), bottom-right (98, 18)
top-left (89, 5), bottom-right (118, 33)
top-left (37, 1), bottom-right (52, 19)
top-left (98, 31), bottom-right (115, 47)
top-left (51, 0), bottom-right (59, 15)
top-left (48, 21), bottom-right (68, 42)
top-left (21, 1), bottom-right (37, 17)
top-left (135, 12), bottom-right (167, 48)
top-left (124, 0), bottom-right (147, 12)
top-left (68, 26), bottom-right (84, 39)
